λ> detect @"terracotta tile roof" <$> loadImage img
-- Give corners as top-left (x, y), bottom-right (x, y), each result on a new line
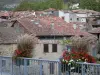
top-left (14, 15), bottom-right (92, 36)
top-left (0, 20), bottom-right (12, 27)
top-left (12, 11), bottom-right (35, 19)
top-left (0, 27), bottom-right (20, 44)
top-left (44, 8), bottom-right (56, 12)
top-left (89, 27), bottom-right (100, 34)
top-left (0, 11), bottom-right (10, 17)
top-left (64, 9), bottom-right (100, 15)
top-left (72, 9), bottom-right (100, 14)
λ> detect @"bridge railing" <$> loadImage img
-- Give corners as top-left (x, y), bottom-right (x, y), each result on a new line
top-left (0, 56), bottom-right (100, 75)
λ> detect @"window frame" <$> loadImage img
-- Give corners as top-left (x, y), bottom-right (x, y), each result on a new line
top-left (44, 44), bottom-right (49, 53)
top-left (52, 44), bottom-right (57, 52)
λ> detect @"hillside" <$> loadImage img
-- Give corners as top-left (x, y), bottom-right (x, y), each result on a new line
top-left (0, 0), bottom-right (79, 10)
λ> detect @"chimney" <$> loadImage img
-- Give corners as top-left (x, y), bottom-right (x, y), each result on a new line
top-left (51, 22), bottom-right (54, 29)
top-left (73, 24), bottom-right (77, 29)
top-left (32, 12), bottom-right (36, 17)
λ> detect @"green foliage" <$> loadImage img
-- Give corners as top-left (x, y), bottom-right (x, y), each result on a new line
top-left (15, 0), bottom-right (64, 11)
top-left (79, 0), bottom-right (100, 11)
top-left (60, 39), bottom-right (72, 45)
top-left (63, 3), bottom-right (69, 10)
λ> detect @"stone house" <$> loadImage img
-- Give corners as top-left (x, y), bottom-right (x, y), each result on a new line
top-left (0, 27), bottom-right (21, 56)
top-left (10, 14), bottom-right (93, 60)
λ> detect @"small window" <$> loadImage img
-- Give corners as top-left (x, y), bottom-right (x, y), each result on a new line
top-left (51, 11), bottom-right (54, 13)
top-left (70, 18), bottom-right (72, 21)
top-left (44, 44), bottom-right (49, 53)
top-left (77, 18), bottom-right (79, 21)
top-left (52, 44), bottom-right (57, 52)
top-left (62, 17), bottom-right (64, 20)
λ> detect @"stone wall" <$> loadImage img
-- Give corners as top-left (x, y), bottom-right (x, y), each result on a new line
top-left (34, 40), bottom-right (63, 60)
top-left (0, 44), bottom-right (17, 56)
top-left (0, 40), bottom-right (63, 60)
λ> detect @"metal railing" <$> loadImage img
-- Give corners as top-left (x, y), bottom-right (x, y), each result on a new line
top-left (0, 56), bottom-right (100, 75)
top-left (0, 56), bottom-right (60, 75)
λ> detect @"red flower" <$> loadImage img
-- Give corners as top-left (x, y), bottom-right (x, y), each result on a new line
top-left (15, 50), bottom-right (22, 55)
top-left (61, 49), bottom-right (96, 63)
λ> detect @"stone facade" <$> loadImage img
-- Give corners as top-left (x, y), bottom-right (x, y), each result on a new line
top-left (0, 44), bottom-right (17, 56)
top-left (0, 39), bottom-right (63, 60)
top-left (34, 40), bottom-right (63, 60)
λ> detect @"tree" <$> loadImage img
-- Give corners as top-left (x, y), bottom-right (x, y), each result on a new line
top-left (70, 35), bottom-right (97, 52)
top-left (15, 0), bottom-right (64, 11)
top-left (79, 0), bottom-right (100, 11)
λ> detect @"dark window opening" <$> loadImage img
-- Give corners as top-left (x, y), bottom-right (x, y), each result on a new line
top-left (70, 18), bottom-right (72, 21)
top-left (62, 16), bottom-right (64, 20)
top-left (77, 18), bottom-right (79, 21)
top-left (37, 36), bottom-right (71, 40)
top-left (0, 16), bottom-right (8, 19)
top-left (97, 34), bottom-right (99, 40)
top-left (44, 44), bottom-right (49, 53)
top-left (80, 35), bottom-right (83, 37)
top-left (52, 44), bottom-right (57, 52)
top-left (51, 11), bottom-right (54, 13)
top-left (92, 25), bottom-right (100, 28)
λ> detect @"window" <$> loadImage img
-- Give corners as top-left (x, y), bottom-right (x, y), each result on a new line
top-left (52, 44), bottom-right (57, 52)
top-left (77, 18), bottom-right (79, 21)
top-left (70, 18), bottom-right (72, 21)
top-left (44, 44), bottom-right (49, 53)
top-left (62, 16), bottom-right (64, 20)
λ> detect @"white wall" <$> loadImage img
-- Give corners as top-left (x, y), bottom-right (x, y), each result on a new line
top-left (76, 13), bottom-right (87, 22)
top-left (76, 13), bottom-right (87, 17)
top-left (58, 10), bottom-right (64, 18)
top-left (70, 13), bottom-right (77, 22)
top-left (64, 13), bottom-right (70, 23)
top-left (79, 17), bottom-right (86, 22)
